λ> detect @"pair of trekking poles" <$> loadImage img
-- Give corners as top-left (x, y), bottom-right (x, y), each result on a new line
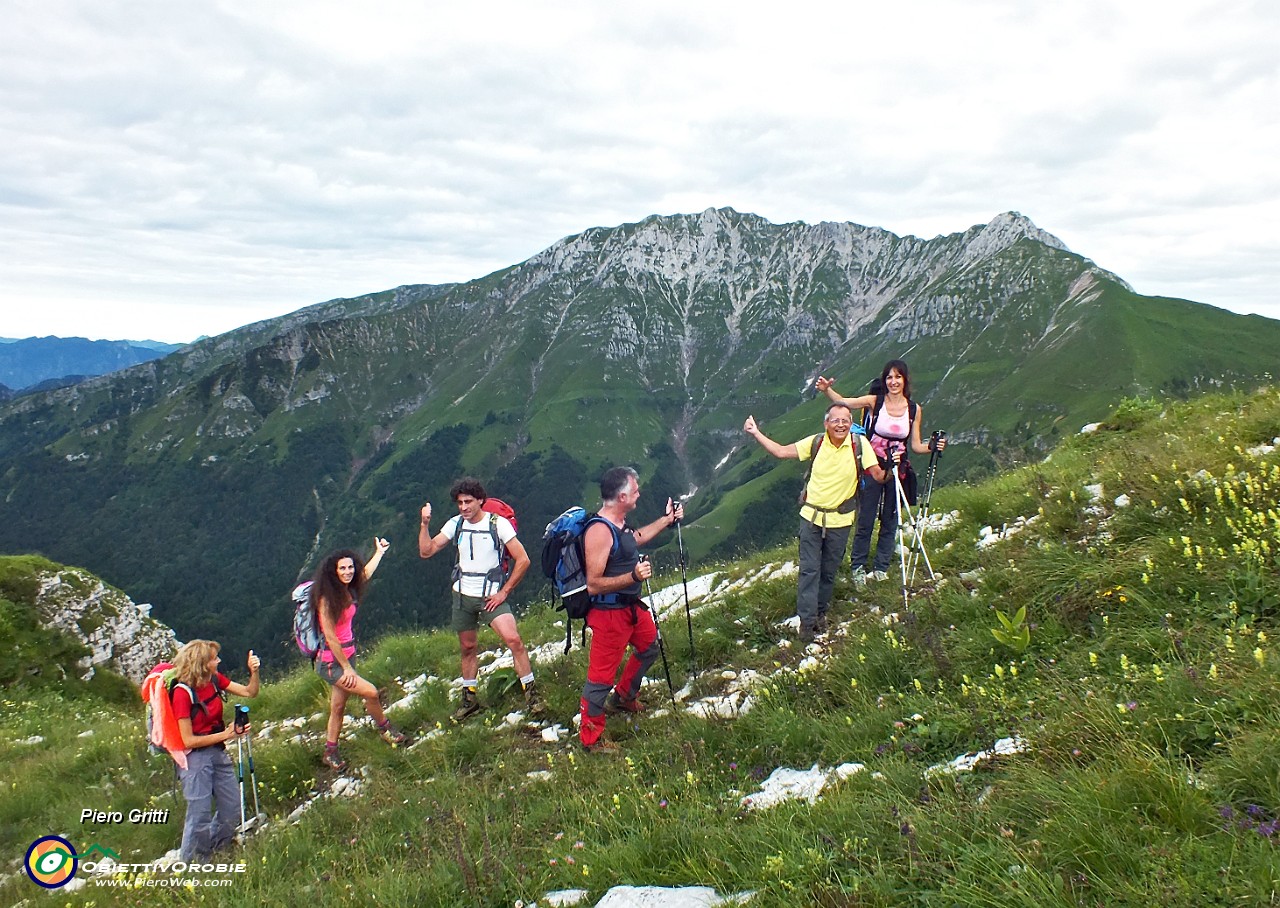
top-left (637, 515), bottom-right (697, 711)
top-left (232, 705), bottom-right (263, 837)
top-left (883, 431), bottom-right (945, 611)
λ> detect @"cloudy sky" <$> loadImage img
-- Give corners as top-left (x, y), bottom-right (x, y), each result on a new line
top-left (3, 0), bottom-right (1278, 342)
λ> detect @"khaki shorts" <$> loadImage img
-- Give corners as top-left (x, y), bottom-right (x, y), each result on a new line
top-left (451, 590), bottom-right (513, 633)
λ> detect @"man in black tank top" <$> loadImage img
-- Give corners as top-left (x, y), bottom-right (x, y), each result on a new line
top-left (578, 466), bottom-right (683, 754)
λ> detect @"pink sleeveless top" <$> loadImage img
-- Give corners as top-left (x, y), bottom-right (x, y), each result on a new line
top-left (870, 403), bottom-right (911, 458)
top-left (318, 601), bottom-right (357, 664)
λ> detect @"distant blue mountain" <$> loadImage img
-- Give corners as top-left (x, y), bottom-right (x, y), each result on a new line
top-left (0, 336), bottom-right (185, 392)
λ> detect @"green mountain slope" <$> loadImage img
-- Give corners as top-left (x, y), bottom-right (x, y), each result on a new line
top-left (2, 388), bottom-right (1279, 905)
top-left (0, 209), bottom-right (1277, 663)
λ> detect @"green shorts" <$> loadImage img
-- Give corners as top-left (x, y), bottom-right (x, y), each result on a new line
top-left (451, 590), bottom-right (513, 633)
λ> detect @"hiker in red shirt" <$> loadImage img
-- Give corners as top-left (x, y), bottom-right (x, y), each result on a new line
top-left (170, 640), bottom-right (260, 861)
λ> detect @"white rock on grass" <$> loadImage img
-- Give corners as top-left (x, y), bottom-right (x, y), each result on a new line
top-left (740, 762), bottom-right (866, 810)
top-left (925, 735), bottom-right (1029, 779)
top-left (593, 886), bottom-right (755, 907)
top-left (387, 673), bottom-right (440, 711)
top-left (976, 515), bottom-right (1041, 549)
top-left (685, 691), bottom-right (756, 720)
top-left (288, 772), bottom-right (368, 823)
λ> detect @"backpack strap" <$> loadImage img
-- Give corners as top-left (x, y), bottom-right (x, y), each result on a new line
top-left (584, 517), bottom-right (628, 605)
top-left (799, 433), bottom-right (865, 528)
top-left (168, 679), bottom-right (226, 731)
top-left (487, 513), bottom-right (501, 557)
top-left (798, 433), bottom-right (824, 500)
top-left (869, 393), bottom-right (917, 442)
top-left (451, 513), bottom-right (514, 596)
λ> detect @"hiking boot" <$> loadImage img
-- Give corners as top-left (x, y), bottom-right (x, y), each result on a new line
top-left (321, 747), bottom-right (348, 771)
top-left (814, 615), bottom-right (830, 636)
top-left (582, 736), bottom-right (622, 755)
top-left (798, 623), bottom-right (816, 645)
top-left (604, 690), bottom-right (645, 715)
top-left (378, 721), bottom-right (409, 746)
top-left (851, 567), bottom-right (867, 589)
top-left (523, 681), bottom-right (547, 717)
top-left (452, 689), bottom-right (482, 722)
top-left (869, 570), bottom-right (890, 582)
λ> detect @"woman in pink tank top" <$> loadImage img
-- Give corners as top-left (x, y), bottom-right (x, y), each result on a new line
top-left (309, 538), bottom-right (408, 769)
top-left (815, 359), bottom-right (946, 583)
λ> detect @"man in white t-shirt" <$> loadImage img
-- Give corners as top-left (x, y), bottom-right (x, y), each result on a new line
top-left (418, 477), bottom-right (541, 720)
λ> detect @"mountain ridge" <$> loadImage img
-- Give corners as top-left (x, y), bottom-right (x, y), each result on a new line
top-left (0, 336), bottom-right (186, 392)
top-left (0, 208), bottom-right (1276, 663)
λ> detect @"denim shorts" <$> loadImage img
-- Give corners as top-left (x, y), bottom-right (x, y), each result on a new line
top-left (315, 656), bottom-right (354, 686)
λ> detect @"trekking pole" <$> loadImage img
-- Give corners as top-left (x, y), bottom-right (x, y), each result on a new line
top-left (674, 517), bottom-right (696, 671)
top-left (894, 454), bottom-right (936, 597)
top-left (245, 732), bottom-right (261, 823)
top-left (233, 705), bottom-right (251, 834)
top-left (891, 454), bottom-right (911, 614)
top-left (235, 731), bottom-right (247, 836)
top-left (639, 556), bottom-right (678, 710)
top-left (907, 433), bottom-right (944, 583)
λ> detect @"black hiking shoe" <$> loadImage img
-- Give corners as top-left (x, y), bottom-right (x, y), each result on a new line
top-left (814, 615), bottom-right (830, 636)
top-left (604, 690), bottom-right (645, 715)
top-left (798, 623), bottom-right (816, 644)
top-left (452, 689), bottom-right (482, 722)
top-left (523, 681), bottom-right (547, 717)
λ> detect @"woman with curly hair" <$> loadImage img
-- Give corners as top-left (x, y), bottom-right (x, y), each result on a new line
top-left (310, 537), bottom-right (407, 770)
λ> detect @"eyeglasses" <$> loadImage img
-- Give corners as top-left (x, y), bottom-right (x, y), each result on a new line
top-left (825, 418), bottom-right (851, 426)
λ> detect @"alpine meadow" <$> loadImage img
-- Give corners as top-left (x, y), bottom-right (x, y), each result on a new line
top-left (2, 387), bottom-right (1278, 905)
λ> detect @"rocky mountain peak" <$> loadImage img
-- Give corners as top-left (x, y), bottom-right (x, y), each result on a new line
top-left (35, 568), bottom-right (178, 683)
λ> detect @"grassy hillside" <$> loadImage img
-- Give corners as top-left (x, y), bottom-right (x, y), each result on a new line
top-left (3, 389), bottom-right (1279, 905)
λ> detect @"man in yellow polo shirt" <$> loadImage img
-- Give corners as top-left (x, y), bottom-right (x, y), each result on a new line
top-left (744, 403), bottom-right (886, 643)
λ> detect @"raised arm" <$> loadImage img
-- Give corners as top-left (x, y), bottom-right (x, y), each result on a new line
top-left (223, 650), bottom-right (261, 698)
top-left (418, 504), bottom-right (453, 559)
top-left (815, 376), bottom-right (874, 411)
top-left (743, 415), bottom-right (799, 460)
top-left (632, 498), bottom-right (683, 547)
top-left (363, 537), bottom-right (390, 579)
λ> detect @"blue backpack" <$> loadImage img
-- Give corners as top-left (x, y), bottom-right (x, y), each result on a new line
top-left (541, 507), bottom-right (620, 652)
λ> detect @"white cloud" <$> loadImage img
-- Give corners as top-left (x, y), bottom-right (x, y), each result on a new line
top-left (1, 0), bottom-right (1278, 341)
